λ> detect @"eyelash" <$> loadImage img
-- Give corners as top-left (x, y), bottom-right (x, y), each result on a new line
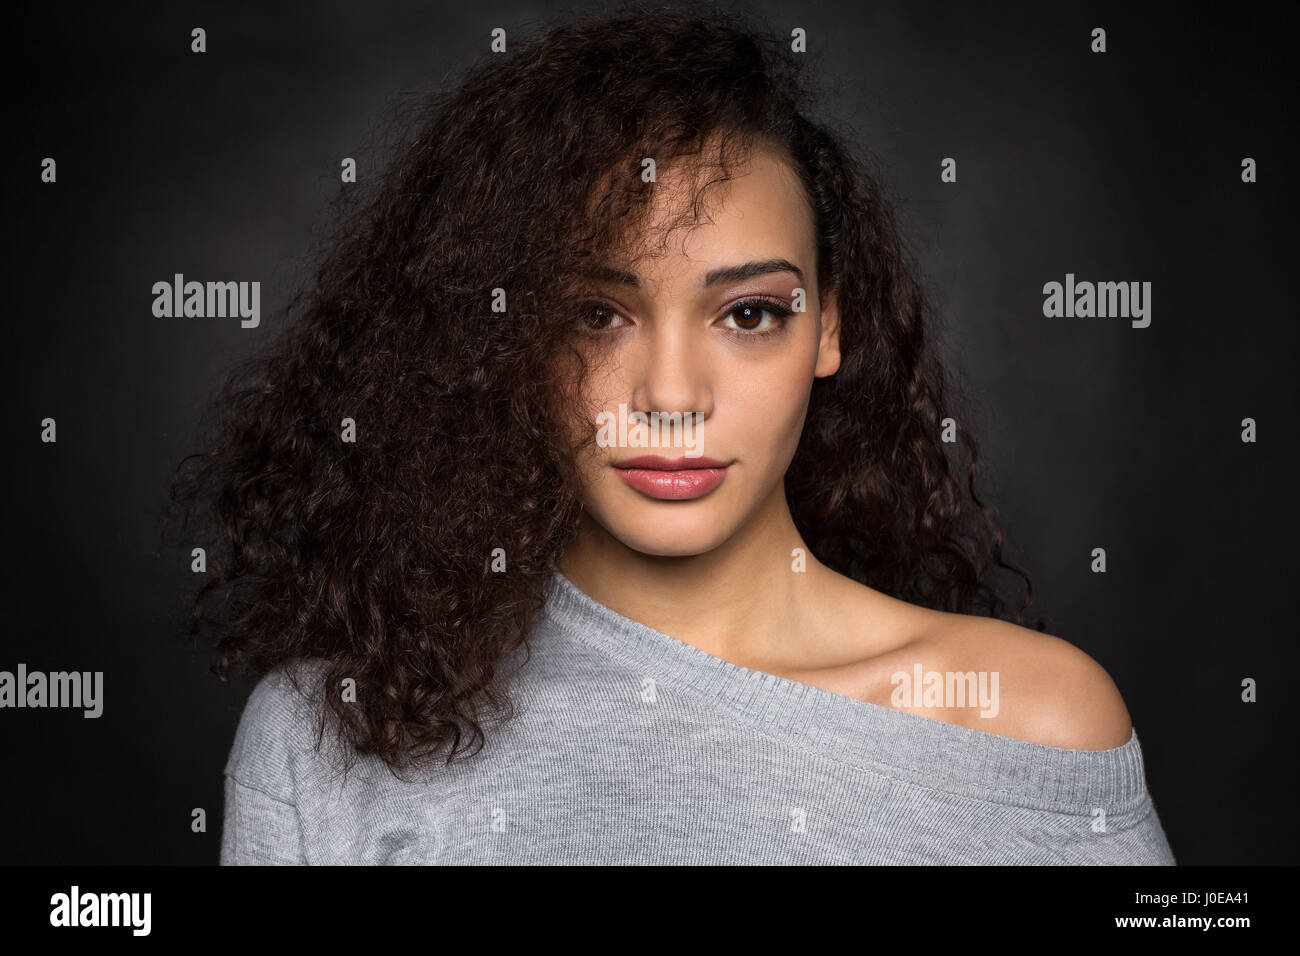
top-left (577, 297), bottom-right (794, 340)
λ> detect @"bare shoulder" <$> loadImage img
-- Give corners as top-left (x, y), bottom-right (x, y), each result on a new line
top-left (812, 570), bottom-right (1134, 751)
top-left (920, 610), bottom-right (1135, 750)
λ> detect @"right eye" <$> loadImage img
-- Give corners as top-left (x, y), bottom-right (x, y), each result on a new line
top-left (577, 301), bottom-right (628, 332)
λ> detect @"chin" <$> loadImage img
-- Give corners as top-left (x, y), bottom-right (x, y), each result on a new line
top-left (621, 537), bottom-right (721, 558)
top-left (595, 507), bottom-right (738, 558)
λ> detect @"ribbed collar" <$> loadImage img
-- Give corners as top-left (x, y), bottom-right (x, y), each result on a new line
top-left (540, 569), bottom-right (1152, 813)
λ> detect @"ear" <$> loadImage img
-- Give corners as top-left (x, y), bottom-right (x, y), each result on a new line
top-left (814, 289), bottom-right (841, 378)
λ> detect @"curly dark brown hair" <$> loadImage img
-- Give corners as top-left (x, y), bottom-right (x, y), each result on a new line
top-left (167, 5), bottom-right (1045, 779)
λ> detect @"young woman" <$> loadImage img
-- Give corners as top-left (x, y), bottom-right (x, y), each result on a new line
top-left (175, 8), bottom-right (1175, 865)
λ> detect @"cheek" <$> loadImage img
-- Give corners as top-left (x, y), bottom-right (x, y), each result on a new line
top-left (721, 347), bottom-right (818, 454)
top-left (563, 358), bottom-right (630, 485)
top-left (551, 346), bottom-right (620, 438)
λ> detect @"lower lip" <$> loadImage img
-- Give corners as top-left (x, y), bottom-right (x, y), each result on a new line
top-left (614, 466), bottom-right (729, 500)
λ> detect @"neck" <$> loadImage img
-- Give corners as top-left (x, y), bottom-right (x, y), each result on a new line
top-left (555, 480), bottom-right (832, 668)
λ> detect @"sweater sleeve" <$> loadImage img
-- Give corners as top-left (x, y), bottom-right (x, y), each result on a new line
top-left (219, 665), bottom-right (317, 865)
top-left (219, 775), bottom-right (307, 865)
top-left (1020, 729), bottom-right (1178, 865)
top-left (1080, 731), bottom-right (1178, 865)
top-left (1063, 793), bottom-right (1177, 865)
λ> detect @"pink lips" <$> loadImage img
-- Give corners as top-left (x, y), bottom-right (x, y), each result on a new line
top-left (612, 455), bottom-right (731, 500)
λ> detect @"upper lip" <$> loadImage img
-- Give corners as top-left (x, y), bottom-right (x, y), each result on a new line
top-left (613, 455), bottom-right (730, 470)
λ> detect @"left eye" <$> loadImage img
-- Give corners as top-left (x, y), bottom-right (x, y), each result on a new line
top-left (722, 302), bottom-right (781, 332)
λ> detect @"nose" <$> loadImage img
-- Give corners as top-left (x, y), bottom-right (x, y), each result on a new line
top-left (628, 318), bottom-right (714, 426)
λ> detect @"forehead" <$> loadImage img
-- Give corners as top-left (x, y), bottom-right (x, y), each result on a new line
top-left (599, 142), bottom-right (816, 288)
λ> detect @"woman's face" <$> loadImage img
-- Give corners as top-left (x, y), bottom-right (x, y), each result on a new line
top-left (562, 143), bottom-right (841, 557)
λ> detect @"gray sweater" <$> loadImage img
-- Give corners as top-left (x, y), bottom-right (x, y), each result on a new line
top-left (220, 571), bottom-right (1176, 864)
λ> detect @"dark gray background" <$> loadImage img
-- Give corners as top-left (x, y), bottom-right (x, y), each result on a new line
top-left (7, 0), bottom-right (1296, 864)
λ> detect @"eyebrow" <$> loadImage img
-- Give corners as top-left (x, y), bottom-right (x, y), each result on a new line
top-left (579, 257), bottom-right (805, 289)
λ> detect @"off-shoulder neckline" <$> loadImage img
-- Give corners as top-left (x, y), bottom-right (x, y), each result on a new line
top-left (541, 569), bottom-right (1150, 812)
